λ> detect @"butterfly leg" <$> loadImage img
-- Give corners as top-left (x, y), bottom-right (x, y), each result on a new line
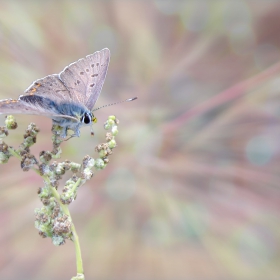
top-left (60, 126), bottom-right (68, 138)
top-left (63, 124), bottom-right (81, 138)
top-left (63, 128), bottom-right (80, 141)
top-left (52, 120), bottom-right (81, 138)
top-left (61, 126), bottom-right (80, 138)
top-left (71, 125), bottom-right (81, 137)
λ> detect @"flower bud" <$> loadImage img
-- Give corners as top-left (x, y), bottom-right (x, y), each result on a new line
top-left (5, 115), bottom-right (18, 130)
top-left (111, 126), bottom-right (118, 136)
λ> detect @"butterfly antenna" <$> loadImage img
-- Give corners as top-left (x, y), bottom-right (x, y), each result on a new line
top-left (92, 97), bottom-right (137, 112)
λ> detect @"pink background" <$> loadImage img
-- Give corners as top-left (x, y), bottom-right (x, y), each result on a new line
top-left (0, 1), bottom-right (279, 279)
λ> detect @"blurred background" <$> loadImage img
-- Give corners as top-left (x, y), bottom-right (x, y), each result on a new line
top-left (0, 1), bottom-right (280, 279)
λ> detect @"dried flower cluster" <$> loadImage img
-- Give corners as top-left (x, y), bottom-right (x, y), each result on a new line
top-left (0, 115), bottom-right (120, 246)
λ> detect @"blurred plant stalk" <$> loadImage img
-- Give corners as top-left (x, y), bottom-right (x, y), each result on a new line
top-left (0, 115), bottom-right (120, 280)
top-left (163, 60), bottom-right (280, 133)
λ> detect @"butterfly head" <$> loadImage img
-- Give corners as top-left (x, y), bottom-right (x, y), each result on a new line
top-left (80, 112), bottom-right (97, 126)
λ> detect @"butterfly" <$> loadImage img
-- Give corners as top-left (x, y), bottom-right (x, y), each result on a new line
top-left (0, 48), bottom-right (111, 138)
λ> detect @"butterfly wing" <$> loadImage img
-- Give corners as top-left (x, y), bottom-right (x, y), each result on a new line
top-left (0, 49), bottom-right (110, 121)
top-left (0, 97), bottom-right (79, 122)
top-left (0, 67), bottom-right (88, 122)
top-left (24, 74), bottom-right (72, 103)
top-left (59, 48), bottom-right (110, 111)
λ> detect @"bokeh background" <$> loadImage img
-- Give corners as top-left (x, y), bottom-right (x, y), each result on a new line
top-left (0, 1), bottom-right (280, 279)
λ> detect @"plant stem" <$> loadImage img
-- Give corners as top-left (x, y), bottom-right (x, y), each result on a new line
top-left (162, 60), bottom-right (280, 134)
top-left (70, 219), bottom-right (84, 275)
top-left (7, 147), bottom-right (84, 277)
top-left (47, 177), bottom-right (84, 275)
top-left (7, 147), bottom-right (22, 160)
top-left (72, 177), bottom-right (82, 193)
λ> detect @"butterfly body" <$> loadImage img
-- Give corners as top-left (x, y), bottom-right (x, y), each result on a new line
top-left (0, 48), bottom-right (110, 138)
top-left (51, 102), bottom-right (94, 137)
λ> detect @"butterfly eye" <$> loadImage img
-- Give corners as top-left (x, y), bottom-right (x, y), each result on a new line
top-left (81, 113), bottom-right (91, 124)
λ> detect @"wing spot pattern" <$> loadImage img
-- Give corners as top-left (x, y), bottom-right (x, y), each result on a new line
top-left (96, 63), bottom-right (99, 66)
top-left (86, 68), bottom-right (89, 72)
top-left (74, 80), bottom-right (81, 86)
top-left (90, 83), bottom-right (95, 87)
top-left (5, 99), bottom-right (15, 104)
top-left (91, 74), bottom-right (98, 77)
top-left (80, 72), bottom-right (84, 75)
top-left (91, 64), bottom-right (94, 67)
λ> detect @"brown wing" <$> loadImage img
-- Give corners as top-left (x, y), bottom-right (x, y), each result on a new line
top-left (0, 49), bottom-right (110, 118)
top-left (24, 74), bottom-right (71, 103)
top-left (59, 48), bottom-right (110, 110)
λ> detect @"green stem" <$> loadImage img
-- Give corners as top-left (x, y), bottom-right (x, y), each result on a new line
top-left (45, 177), bottom-right (84, 275)
top-left (70, 219), bottom-right (84, 275)
top-left (8, 147), bottom-right (84, 277)
top-left (50, 185), bottom-right (84, 274)
top-left (72, 177), bottom-right (82, 192)
top-left (8, 147), bottom-right (22, 160)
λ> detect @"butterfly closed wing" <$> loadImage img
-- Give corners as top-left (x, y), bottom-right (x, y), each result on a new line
top-left (0, 48), bottom-right (110, 138)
